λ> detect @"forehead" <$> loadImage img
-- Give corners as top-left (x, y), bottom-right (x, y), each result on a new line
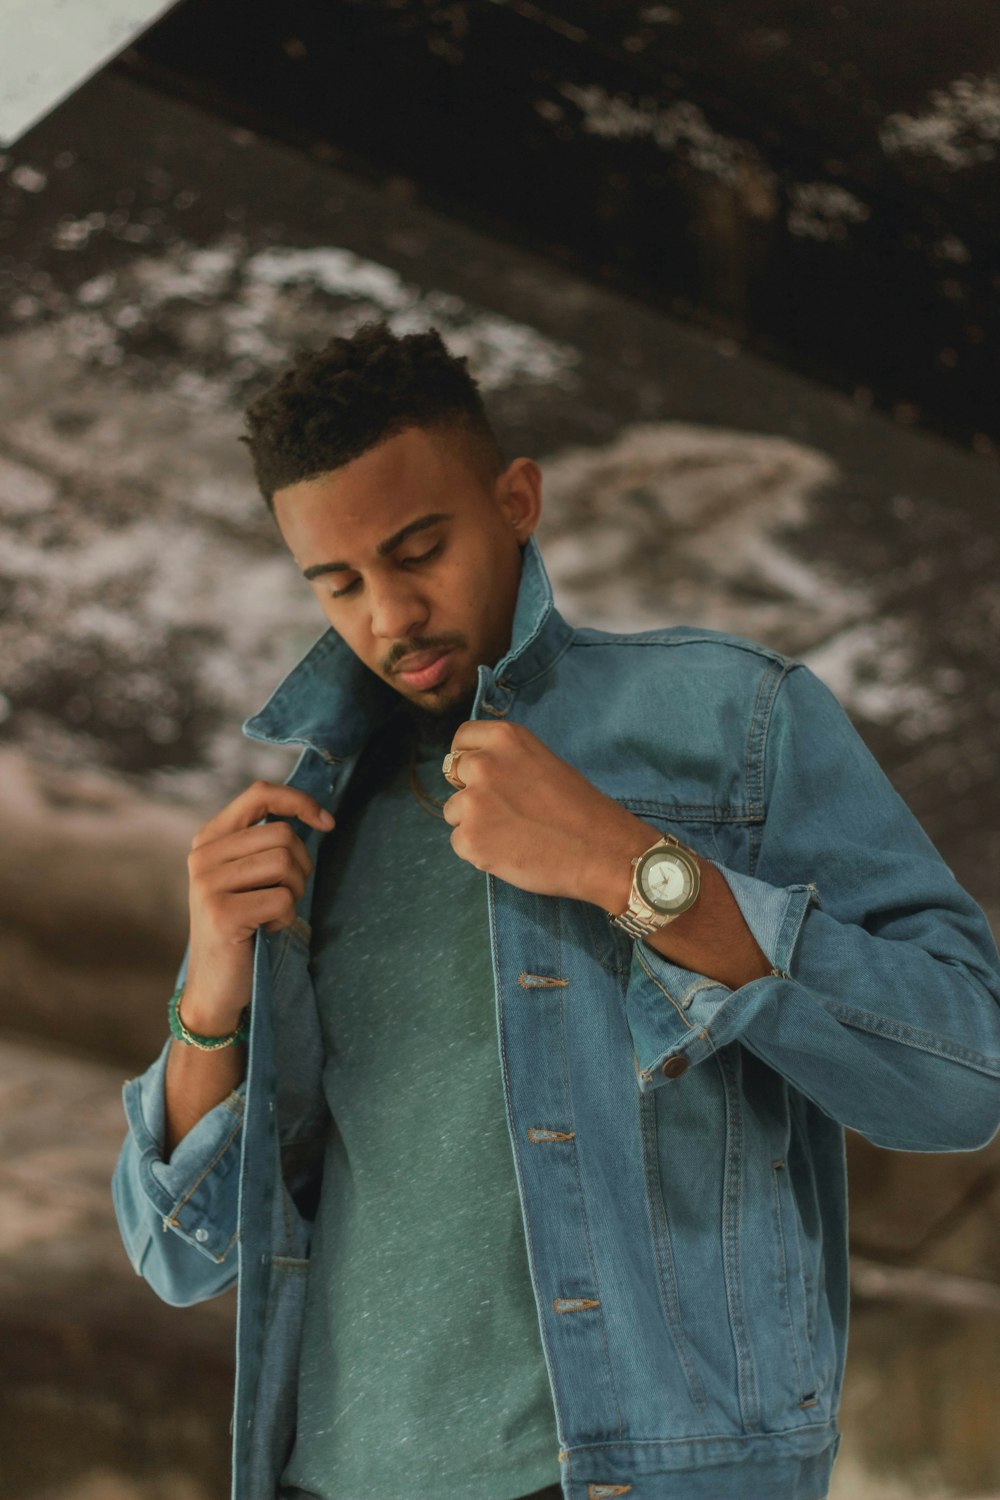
top-left (273, 426), bottom-right (489, 558)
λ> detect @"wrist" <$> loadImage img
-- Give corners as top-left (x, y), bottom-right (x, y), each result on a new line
top-left (176, 974), bottom-right (250, 1038)
top-left (170, 984), bottom-right (249, 1049)
top-left (582, 815), bottom-right (663, 914)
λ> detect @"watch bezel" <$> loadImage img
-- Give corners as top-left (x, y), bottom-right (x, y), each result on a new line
top-left (635, 841), bottom-right (701, 915)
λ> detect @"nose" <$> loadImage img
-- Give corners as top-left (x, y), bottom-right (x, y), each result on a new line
top-left (367, 574), bottom-right (430, 642)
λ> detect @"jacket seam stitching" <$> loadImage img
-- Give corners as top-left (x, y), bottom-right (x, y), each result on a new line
top-left (638, 1089), bottom-right (710, 1414)
top-left (555, 1417), bottom-right (838, 1452)
top-left (748, 662), bottom-right (790, 876)
top-left (825, 1002), bottom-right (998, 1071)
top-left (553, 903), bottom-right (625, 1441)
top-left (635, 946), bottom-right (695, 1030)
top-left (770, 1166), bottom-right (806, 1399)
top-left (718, 1046), bottom-right (760, 1429)
top-left (570, 634), bottom-right (793, 666)
top-left (620, 798), bottom-right (765, 825)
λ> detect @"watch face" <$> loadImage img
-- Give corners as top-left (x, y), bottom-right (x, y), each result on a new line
top-left (638, 848), bottom-right (697, 913)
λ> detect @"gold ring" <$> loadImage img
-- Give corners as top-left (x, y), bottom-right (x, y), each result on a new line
top-left (442, 751), bottom-right (466, 790)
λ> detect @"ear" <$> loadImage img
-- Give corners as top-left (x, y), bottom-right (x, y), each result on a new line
top-left (495, 457), bottom-right (543, 542)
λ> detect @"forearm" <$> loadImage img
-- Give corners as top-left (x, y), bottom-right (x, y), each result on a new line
top-left (640, 854), bottom-right (771, 988)
top-left (164, 1033), bottom-right (246, 1158)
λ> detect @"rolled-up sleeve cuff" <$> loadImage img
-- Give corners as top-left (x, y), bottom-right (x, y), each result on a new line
top-left (121, 1037), bottom-right (246, 1263)
top-left (624, 862), bottom-right (821, 1091)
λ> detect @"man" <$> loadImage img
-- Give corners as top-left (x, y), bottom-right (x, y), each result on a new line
top-left (113, 321), bottom-right (1000, 1500)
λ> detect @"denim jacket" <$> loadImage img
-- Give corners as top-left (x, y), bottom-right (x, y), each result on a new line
top-left (112, 536), bottom-right (1000, 1500)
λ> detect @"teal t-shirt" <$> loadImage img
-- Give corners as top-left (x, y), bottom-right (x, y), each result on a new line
top-left (279, 709), bottom-right (562, 1500)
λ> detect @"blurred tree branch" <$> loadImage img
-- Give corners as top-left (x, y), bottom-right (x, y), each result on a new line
top-left (850, 1256), bottom-right (1000, 1315)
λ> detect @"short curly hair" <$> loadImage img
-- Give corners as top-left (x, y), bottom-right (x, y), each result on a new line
top-left (240, 320), bottom-right (504, 508)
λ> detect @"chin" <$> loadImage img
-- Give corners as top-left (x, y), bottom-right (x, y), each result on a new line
top-left (409, 676), bottom-right (476, 721)
top-left (428, 684), bottom-right (476, 717)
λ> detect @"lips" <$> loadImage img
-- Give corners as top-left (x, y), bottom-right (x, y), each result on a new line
top-left (394, 648), bottom-right (455, 690)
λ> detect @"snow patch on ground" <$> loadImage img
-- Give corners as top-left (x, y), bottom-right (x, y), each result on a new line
top-left (59, 235), bottom-right (581, 400)
top-left (801, 620), bottom-right (962, 741)
top-left (787, 181), bottom-right (871, 241)
top-left (538, 421), bottom-right (955, 738)
top-left (554, 81), bottom-right (779, 204)
top-left (539, 420), bottom-right (844, 642)
top-left (880, 71), bottom-right (1000, 169)
top-left (0, 453), bottom-right (58, 515)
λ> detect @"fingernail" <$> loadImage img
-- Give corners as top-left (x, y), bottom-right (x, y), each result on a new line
top-left (319, 809), bottom-right (335, 828)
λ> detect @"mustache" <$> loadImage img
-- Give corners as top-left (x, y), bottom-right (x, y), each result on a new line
top-left (382, 632), bottom-right (468, 675)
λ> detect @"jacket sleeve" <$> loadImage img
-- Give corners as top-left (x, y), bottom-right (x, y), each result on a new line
top-left (623, 661), bottom-right (1000, 1152)
top-left (111, 1033), bottom-right (245, 1307)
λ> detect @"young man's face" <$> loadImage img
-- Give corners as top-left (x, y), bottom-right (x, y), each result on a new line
top-left (272, 425), bottom-right (542, 715)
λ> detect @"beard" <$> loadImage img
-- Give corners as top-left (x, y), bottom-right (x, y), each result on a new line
top-left (398, 684), bottom-right (477, 752)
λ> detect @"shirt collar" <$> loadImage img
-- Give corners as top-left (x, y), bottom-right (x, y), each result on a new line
top-left (242, 533), bottom-right (572, 761)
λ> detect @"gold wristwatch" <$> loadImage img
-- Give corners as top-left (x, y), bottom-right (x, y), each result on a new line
top-left (609, 834), bottom-right (701, 939)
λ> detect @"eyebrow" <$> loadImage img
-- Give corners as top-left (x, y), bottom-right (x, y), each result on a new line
top-left (302, 512), bottom-right (453, 580)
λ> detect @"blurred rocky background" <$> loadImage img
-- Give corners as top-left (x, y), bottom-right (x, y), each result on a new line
top-left (0, 4), bottom-right (998, 1497)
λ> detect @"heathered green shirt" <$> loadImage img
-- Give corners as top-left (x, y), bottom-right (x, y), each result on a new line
top-left (279, 709), bottom-right (562, 1500)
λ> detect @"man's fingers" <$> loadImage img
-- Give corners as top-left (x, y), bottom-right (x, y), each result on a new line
top-left (204, 847), bottom-right (309, 902)
top-left (449, 718), bottom-right (542, 748)
top-left (441, 790), bottom-right (462, 826)
top-left (442, 748), bottom-right (478, 791)
top-left (188, 854), bottom-right (305, 946)
top-left (447, 720), bottom-right (495, 754)
top-left (197, 820), bottom-right (314, 884)
top-left (228, 886), bottom-right (300, 938)
top-left (192, 781), bottom-right (335, 850)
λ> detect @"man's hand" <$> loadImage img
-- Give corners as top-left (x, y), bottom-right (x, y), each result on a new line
top-left (441, 721), bottom-right (650, 912)
top-left (441, 721), bottom-right (771, 988)
top-left (183, 782), bottom-right (334, 1033)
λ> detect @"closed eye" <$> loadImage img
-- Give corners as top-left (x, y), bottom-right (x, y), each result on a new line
top-left (330, 577), bottom-right (360, 599)
top-left (401, 541), bottom-right (443, 569)
top-left (328, 541), bottom-right (443, 599)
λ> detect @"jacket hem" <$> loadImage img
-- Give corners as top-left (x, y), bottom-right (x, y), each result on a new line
top-left (558, 1422), bottom-right (840, 1499)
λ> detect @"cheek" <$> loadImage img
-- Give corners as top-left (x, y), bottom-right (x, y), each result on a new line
top-left (316, 602), bottom-right (370, 657)
top-left (449, 543), bottom-right (508, 604)
top-left (434, 556), bottom-right (480, 613)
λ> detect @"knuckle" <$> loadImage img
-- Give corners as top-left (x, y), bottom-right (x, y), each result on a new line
top-left (201, 894), bottom-right (226, 930)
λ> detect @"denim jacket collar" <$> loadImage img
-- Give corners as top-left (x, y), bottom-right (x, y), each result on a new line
top-left (241, 534), bottom-right (572, 761)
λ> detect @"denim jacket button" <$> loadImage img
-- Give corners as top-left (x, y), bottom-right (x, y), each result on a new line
top-left (194, 1227), bottom-right (209, 1243)
top-left (661, 1054), bottom-right (689, 1079)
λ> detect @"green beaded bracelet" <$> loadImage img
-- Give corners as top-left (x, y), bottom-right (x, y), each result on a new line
top-left (168, 984), bottom-right (250, 1050)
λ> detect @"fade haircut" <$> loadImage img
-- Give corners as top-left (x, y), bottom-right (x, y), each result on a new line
top-left (240, 320), bottom-right (505, 509)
